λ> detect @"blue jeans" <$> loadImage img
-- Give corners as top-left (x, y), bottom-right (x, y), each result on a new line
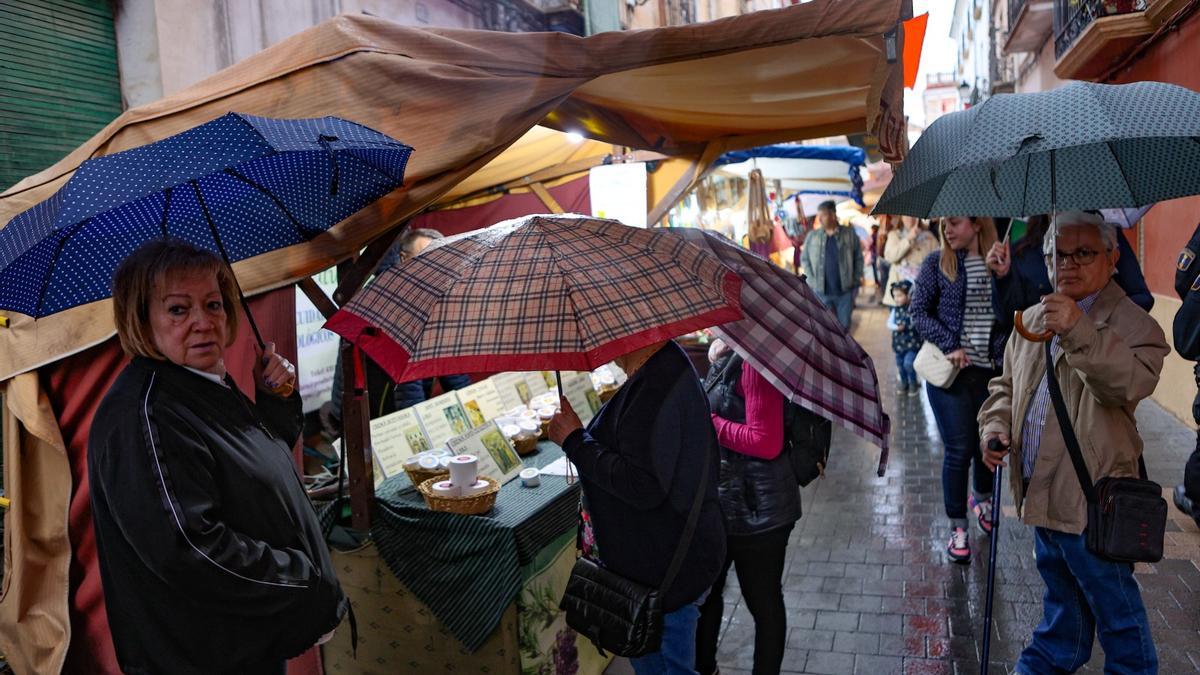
top-left (1017, 528), bottom-right (1157, 674)
top-left (925, 366), bottom-right (996, 523)
top-left (631, 602), bottom-right (702, 675)
top-left (815, 289), bottom-right (855, 331)
top-left (895, 350), bottom-right (918, 387)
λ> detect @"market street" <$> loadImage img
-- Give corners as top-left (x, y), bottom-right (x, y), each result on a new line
top-left (702, 301), bottom-right (1200, 675)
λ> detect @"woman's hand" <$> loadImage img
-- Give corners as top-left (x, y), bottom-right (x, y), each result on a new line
top-left (947, 348), bottom-right (971, 370)
top-left (548, 397), bottom-right (583, 446)
top-left (986, 241), bottom-right (1011, 278)
top-left (256, 341), bottom-right (297, 393)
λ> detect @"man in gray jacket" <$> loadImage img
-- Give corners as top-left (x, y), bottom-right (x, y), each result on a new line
top-left (800, 200), bottom-right (864, 331)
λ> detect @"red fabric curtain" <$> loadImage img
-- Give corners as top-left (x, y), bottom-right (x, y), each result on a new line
top-left (46, 286), bottom-right (321, 675)
top-left (412, 175), bottom-right (591, 237)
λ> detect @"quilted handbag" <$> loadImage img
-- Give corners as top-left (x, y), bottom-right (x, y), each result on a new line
top-left (914, 341), bottom-right (959, 389)
top-left (559, 442), bottom-right (711, 657)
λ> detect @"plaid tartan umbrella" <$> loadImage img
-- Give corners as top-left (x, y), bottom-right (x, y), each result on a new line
top-left (324, 214), bottom-right (743, 381)
top-left (669, 228), bottom-right (891, 475)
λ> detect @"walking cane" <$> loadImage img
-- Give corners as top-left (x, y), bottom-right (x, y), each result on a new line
top-left (980, 438), bottom-right (1006, 675)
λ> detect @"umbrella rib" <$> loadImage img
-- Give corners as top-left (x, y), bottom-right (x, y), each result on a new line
top-left (159, 187), bottom-right (172, 238)
top-left (1103, 141), bottom-right (1137, 205)
top-left (1020, 153), bottom-right (1031, 217)
top-left (33, 220), bottom-right (87, 317)
top-left (223, 168), bottom-right (312, 240)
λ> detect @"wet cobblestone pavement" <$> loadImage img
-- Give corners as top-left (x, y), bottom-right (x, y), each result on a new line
top-left (709, 304), bottom-right (1200, 675)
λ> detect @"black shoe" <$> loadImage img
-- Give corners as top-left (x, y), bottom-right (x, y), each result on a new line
top-left (1173, 485), bottom-right (1200, 527)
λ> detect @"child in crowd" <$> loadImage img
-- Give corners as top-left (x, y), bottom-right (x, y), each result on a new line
top-left (887, 280), bottom-right (921, 395)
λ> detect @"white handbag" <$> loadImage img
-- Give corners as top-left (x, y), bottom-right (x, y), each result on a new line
top-left (914, 341), bottom-right (959, 389)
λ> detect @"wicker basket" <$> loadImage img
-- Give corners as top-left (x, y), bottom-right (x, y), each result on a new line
top-left (404, 464), bottom-right (449, 488)
top-left (417, 476), bottom-right (501, 515)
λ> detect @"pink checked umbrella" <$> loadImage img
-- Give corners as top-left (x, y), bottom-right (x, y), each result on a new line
top-left (324, 214), bottom-right (743, 381)
top-left (669, 228), bottom-right (891, 475)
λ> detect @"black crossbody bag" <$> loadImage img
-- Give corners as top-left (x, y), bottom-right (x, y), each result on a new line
top-left (558, 447), bottom-right (711, 657)
top-left (1045, 342), bottom-right (1167, 563)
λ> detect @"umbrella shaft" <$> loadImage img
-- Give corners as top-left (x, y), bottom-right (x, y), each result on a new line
top-left (190, 180), bottom-right (266, 351)
top-left (979, 464), bottom-right (1003, 675)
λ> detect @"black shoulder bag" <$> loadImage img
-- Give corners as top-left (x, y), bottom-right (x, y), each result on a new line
top-left (1045, 342), bottom-right (1167, 563)
top-left (558, 446), bottom-right (712, 657)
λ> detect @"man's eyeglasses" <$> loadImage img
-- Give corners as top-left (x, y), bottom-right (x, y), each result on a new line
top-left (1043, 248), bottom-right (1109, 268)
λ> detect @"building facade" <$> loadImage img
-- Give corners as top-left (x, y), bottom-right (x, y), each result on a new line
top-left (1002, 0), bottom-right (1200, 425)
top-left (0, 0), bottom-right (592, 192)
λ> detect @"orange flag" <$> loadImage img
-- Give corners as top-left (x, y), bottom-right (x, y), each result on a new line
top-left (902, 13), bottom-right (928, 90)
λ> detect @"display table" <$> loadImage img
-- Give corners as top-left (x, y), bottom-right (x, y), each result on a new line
top-left (322, 445), bottom-right (610, 674)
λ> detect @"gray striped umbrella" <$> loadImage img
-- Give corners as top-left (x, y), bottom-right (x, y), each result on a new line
top-left (875, 81), bottom-right (1200, 217)
top-left (668, 228), bottom-right (891, 475)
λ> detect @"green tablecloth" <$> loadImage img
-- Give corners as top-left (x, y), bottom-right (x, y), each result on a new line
top-left (327, 444), bottom-right (579, 651)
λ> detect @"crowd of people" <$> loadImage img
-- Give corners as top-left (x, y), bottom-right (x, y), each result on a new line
top-left (84, 205), bottom-right (1195, 675)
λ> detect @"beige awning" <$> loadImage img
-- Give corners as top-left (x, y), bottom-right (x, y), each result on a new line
top-left (0, 0), bottom-right (908, 380)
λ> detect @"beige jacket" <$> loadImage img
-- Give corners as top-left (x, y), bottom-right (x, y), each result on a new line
top-left (977, 280), bottom-right (1169, 534)
top-left (881, 228), bottom-right (938, 306)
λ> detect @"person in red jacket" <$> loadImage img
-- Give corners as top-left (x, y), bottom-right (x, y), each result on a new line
top-left (695, 339), bottom-right (797, 675)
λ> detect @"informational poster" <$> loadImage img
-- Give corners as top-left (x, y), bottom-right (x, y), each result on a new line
top-left (523, 371), bottom-right (551, 398)
top-left (589, 162), bottom-right (648, 228)
top-left (454, 380), bottom-right (506, 427)
top-left (492, 372), bottom-right (533, 410)
top-left (559, 371), bottom-right (599, 426)
top-left (295, 267), bottom-right (341, 413)
top-left (413, 390), bottom-right (473, 448)
top-left (369, 408), bottom-right (433, 478)
top-left (447, 422), bottom-right (524, 485)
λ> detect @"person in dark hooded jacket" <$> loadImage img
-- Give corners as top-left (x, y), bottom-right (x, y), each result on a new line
top-left (1172, 222), bottom-right (1200, 526)
top-left (695, 339), bottom-right (798, 675)
top-left (88, 240), bottom-right (346, 674)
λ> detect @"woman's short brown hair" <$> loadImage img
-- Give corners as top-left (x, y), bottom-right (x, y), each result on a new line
top-left (112, 239), bottom-right (241, 358)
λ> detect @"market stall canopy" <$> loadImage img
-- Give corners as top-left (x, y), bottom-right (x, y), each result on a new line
top-left (0, 0), bottom-right (909, 380)
top-left (712, 145), bottom-right (867, 204)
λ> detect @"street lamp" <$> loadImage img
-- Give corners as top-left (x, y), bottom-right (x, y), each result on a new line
top-left (958, 80), bottom-right (972, 109)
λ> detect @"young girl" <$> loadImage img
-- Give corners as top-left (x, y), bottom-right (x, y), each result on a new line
top-left (887, 280), bottom-right (921, 395)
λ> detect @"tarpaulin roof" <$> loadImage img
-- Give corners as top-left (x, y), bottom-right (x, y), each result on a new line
top-left (713, 144), bottom-right (867, 204)
top-left (0, 0), bottom-right (909, 380)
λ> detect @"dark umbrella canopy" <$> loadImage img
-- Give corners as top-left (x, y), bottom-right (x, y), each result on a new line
top-left (874, 81), bottom-right (1200, 217)
top-left (0, 112), bottom-right (412, 317)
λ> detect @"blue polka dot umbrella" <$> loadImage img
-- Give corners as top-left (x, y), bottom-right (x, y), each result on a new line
top-left (0, 112), bottom-right (413, 345)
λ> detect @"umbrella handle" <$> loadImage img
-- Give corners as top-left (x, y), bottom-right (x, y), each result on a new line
top-left (1014, 309), bottom-right (1053, 343)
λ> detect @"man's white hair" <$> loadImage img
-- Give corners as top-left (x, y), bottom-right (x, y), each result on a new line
top-left (1043, 210), bottom-right (1119, 255)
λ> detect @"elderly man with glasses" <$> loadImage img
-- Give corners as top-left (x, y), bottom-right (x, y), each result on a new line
top-left (977, 210), bottom-right (1169, 674)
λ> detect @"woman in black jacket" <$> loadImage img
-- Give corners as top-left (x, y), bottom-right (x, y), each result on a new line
top-left (548, 340), bottom-right (725, 675)
top-left (88, 240), bottom-right (346, 674)
top-left (695, 340), bottom-right (798, 675)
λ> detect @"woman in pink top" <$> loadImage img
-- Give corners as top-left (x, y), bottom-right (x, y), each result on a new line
top-left (695, 340), bottom-right (799, 675)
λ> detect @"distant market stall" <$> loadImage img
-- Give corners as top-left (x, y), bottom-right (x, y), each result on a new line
top-left (0, 2), bottom-right (913, 673)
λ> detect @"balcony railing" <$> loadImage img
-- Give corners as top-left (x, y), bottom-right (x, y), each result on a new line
top-left (1010, 0), bottom-right (1027, 27)
top-left (1054, 0), bottom-right (1148, 58)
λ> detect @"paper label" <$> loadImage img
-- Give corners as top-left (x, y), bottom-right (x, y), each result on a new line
top-left (368, 407), bottom-right (433, 478)
top-left (413, 390), bottom-right (473, 448)
top-left (447, 421), bottom-right (524, 484)
top-left (523, 371), bottom-right (550, 397)
top-left (492, 372), bottom-right (533, 409)
top-left (454, 380), bottom-right (506, 427)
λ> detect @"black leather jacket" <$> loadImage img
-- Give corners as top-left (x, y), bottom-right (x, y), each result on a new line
top-left (1174, 222), bottom-right (1200, 423)
top-left (705, 352), bottom-right (801, 536)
